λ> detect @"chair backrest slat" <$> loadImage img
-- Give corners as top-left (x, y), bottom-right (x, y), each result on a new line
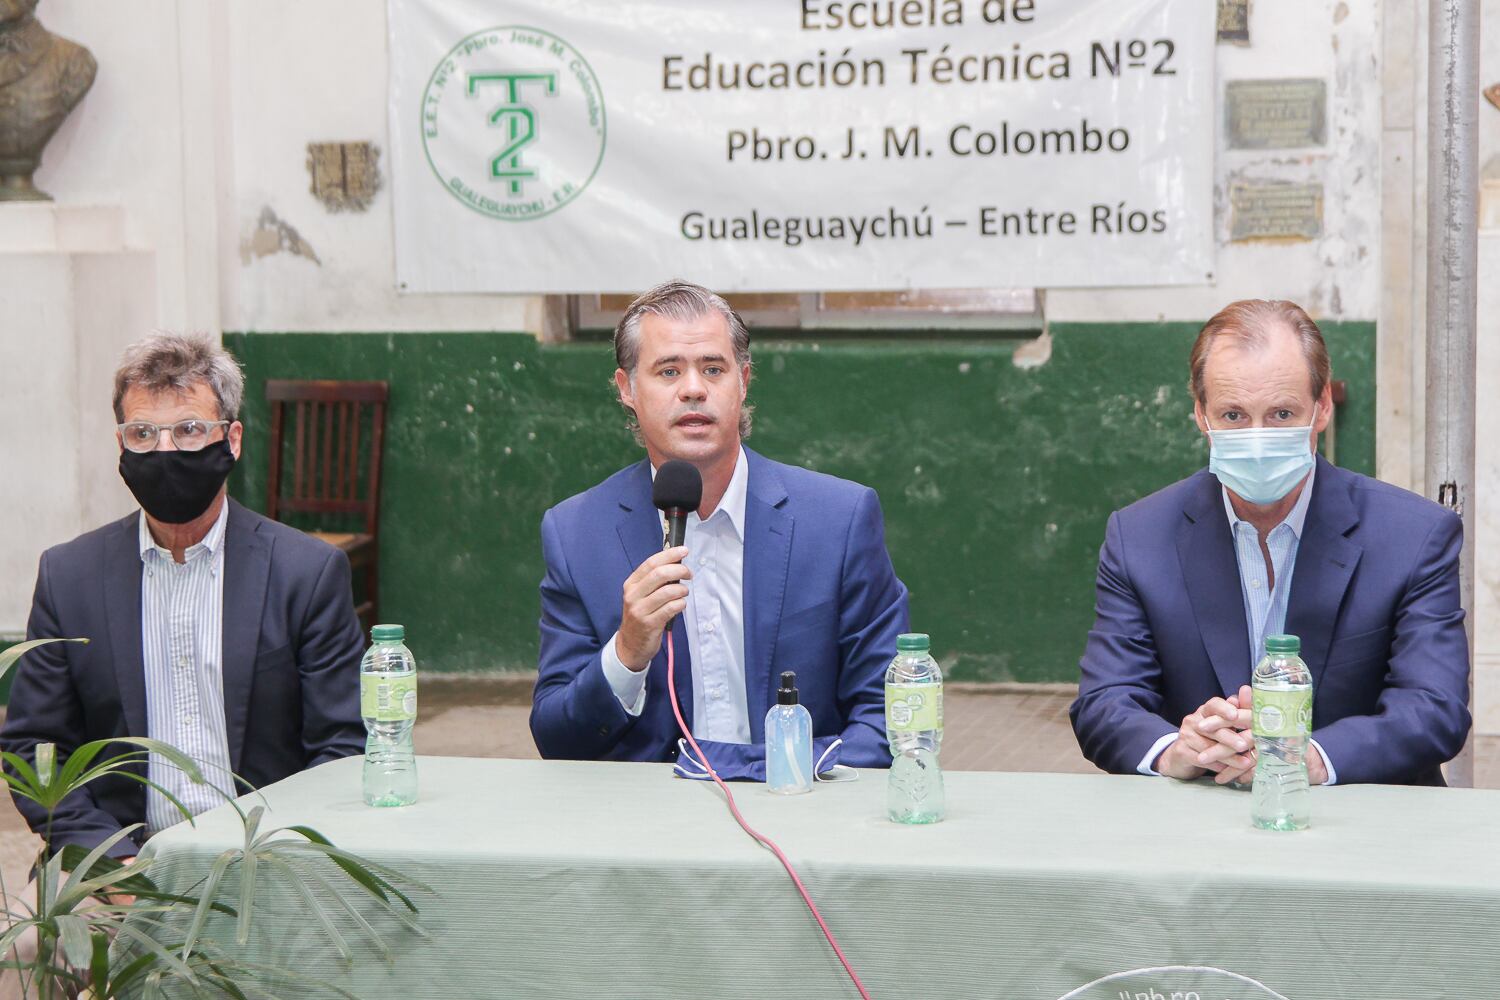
top-left (293, 400), bottom-right (308, 502)
top-left (265, 380), bottom-right (390, 530)
top-left (321, 400), bottom-right (334, 501)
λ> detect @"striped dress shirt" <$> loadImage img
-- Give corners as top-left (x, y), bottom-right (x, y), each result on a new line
top-left (138, 503), bottom-right (235, 835)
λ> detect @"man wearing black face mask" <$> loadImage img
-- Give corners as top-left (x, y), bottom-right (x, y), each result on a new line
top-left (0, 333), bottom-right (365, 858)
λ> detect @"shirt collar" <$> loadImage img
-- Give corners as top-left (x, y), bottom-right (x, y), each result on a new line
top-left (138, 500), bottom-right (230, 562)
top-left (649, 447), bottom-right (748, 542)
top-left (1221, 461), bottom-right (1316, 539)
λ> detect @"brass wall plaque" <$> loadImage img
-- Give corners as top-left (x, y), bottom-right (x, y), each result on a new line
top-left (1229, 181), bottom-right (1323, 242)
top-left (1225, 79), bottom-right (1327, 149)
top-left (1217, 0), bottom-right (1250, 44)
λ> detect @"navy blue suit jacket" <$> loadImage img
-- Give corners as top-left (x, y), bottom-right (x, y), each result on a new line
top-left (1070, 457), bottom-right (1470, 786)
top-left (531, 448), bottom-right (909, 767)
top-left (1, 499), bottom-right (366, 855)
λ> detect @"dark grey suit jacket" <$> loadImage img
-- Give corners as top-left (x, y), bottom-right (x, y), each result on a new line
top-left (1, 499), bottom-right (366, 855)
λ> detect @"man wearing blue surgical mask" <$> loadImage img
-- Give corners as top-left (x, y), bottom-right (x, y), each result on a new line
top-left (1070, 300), bottom-right (1469, 786)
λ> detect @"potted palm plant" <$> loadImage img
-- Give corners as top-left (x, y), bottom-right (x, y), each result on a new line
top-left (0, 638), bottom-right (426, 999)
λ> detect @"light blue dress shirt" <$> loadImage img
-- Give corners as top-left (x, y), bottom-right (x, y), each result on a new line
top-left (139, 503), bottom-right (236, 835)
top-left (1140, 465), bottom-right (1336, 783)
top-left (602, 448), bottom-right (751, 743)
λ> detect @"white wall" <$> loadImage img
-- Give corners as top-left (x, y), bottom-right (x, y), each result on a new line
top-left (221, 1), bottom-right (538, 333)
top-left (1049, 0), bottom-right (1381, 323)
top-left (29, 0), bottom-right (542, 340)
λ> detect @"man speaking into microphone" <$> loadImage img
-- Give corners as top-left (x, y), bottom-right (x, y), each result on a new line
top-left (530, 280), bottom-right (909, 767)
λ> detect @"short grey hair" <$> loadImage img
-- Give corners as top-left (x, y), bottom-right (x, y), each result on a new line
top-left (112, 332), bottom-right (245, 422)
top-left (613, 280), bottom-right (754, 440)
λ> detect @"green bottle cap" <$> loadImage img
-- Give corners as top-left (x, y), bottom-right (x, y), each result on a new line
top-left (371, 624), bottom-right (405, 642)
top-left (1264, 633), bottom-right (1300, 654)
top-left (896, 633), bottom-right (930, 653)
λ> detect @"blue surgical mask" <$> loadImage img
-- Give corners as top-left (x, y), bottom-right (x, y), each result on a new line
top-left (1207, 419), bottom-right (1316, 505)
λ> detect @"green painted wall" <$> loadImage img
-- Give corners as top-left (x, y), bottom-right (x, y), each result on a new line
top-left (226, 322), bottom-right (1375, 682)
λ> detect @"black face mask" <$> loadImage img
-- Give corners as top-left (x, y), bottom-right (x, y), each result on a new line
top-left (118, 440), bottom-right (237, 524)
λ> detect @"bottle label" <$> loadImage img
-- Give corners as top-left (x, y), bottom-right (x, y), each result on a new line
top-left (886, 683), bottom-right (943, 733)
top-left (1253, 687), bottom-right (1311, 739)
top-left (362, 673), bottom-right (418, 722)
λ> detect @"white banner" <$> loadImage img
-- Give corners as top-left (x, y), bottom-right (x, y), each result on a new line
top-left (388, 0), bottom-right (1215, 294)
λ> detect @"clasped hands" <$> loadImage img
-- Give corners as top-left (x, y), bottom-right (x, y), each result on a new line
top-left (1153, 685), bottom-right (1327, 786)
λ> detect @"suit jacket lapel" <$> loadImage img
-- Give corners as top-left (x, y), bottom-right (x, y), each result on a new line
top-left (1285, 458), bottom-right (1362, 690)
top-left (221, 500), bottom-right (271, 772)
top-left (614, 461), bottom-right (695, 733)
top-left (1177, 472), bottom-right (1253, 695)
top-left (103, 515), bottom-right (147, 738)
top-left (742, 450), bottom-right (791, 744)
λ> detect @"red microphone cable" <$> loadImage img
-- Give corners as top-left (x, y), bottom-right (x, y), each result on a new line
top-left (665, 632), bottom-right (873, 1000)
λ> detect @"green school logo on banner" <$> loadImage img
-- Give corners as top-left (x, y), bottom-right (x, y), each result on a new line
top-left (421, 26), bottom-right (606, 220)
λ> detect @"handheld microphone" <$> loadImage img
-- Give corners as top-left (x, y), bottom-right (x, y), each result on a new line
top-left (652, 460), bottom-right (702, 551)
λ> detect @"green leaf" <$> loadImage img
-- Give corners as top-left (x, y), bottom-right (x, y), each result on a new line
top-left (104, 950), bottom-right (160, 995)
top-left (241, 805), bottom-right (265, 845)
top-left (179, 848), bottom-right (241, 959)
top-left (53, 912), bottom-right (92, 968)
top-left (114, 922), bottom-right (199, 982)
top-left (56, 824), bottom-right (144, 909)
top-left (89, 928), bottom-right (110, 996)
top-left (235, 844), bottom-right (256, 946)
top-left (261, 856), bottom-right (350, 961)
top-left (0, 918), bottom-right (40, 965)
top-left (35, 742), bottom-right (55, 787)
top-left (294, 861), bottom-right (392, 961)
top-left (271, 838), bottom-right (425, 915)
top-left (84, 768), bottom-right (201, 830)
top-left (1, 750), bottom-right (43, 797)
top-left (54, 741), bottom-right (113, 793)
top-left (76, 735), bottom-right (207, 786)
top-left (0, 637), bottom-right (87, 680)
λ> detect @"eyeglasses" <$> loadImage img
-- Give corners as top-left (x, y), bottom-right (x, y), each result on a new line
top-left (118, 419), bottom-right (231, 453)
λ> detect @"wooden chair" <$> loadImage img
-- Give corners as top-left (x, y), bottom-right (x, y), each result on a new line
top-left (265, 380), bottom-right (388, 634)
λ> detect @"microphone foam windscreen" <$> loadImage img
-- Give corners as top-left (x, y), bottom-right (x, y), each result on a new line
top-left (653, 460), bottom-right (703, 512)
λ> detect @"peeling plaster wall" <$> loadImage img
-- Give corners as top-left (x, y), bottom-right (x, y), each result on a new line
top-left (221, 1), bottom-right (537, 334)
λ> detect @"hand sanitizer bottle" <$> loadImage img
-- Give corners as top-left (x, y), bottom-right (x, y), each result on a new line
top-left (766, 671), bottom-right (813, 794)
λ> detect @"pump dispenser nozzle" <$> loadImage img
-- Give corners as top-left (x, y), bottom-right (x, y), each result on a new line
top-left (778, 671), bottom-right (799, 706)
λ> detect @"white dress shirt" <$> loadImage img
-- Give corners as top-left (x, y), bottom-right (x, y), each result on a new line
top-left (139, 504), bottom-right (236, 834)
top-left (601, 448), bottom-right (751, 743)
top-left (1140, 464), bottom-right (1337, 783)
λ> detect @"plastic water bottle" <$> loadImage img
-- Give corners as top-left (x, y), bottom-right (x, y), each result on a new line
top-left (885, 632), bottom-right (945, 824)
top-left (361, 624), bottom-right (418, 807)
top-left (765, 671), bottom-right (813, 795)
top-left (1251, 633), bottom-right (1311, 831)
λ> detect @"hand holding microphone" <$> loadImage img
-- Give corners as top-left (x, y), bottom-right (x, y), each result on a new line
top-left (616, 461), bottom-right (702, 672)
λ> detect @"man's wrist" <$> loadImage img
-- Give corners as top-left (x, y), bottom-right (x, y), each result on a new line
top-left (600, 633), bottom-right (649, 716)
top-left (1138, 732), bottom-right (1182, 777)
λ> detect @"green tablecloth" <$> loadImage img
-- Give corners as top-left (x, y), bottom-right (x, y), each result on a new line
top-left (143, 756), bottom-right (1500, 999)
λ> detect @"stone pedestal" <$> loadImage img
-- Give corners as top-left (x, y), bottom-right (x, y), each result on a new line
top-left (0, 203), bottom-right (155, 632)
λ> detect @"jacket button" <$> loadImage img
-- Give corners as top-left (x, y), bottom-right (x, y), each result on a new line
top-left (597, 725), bottom-right (610, 737)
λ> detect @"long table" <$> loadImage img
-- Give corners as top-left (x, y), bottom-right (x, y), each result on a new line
top-left (142, 756), bottom-right (1500, 999)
